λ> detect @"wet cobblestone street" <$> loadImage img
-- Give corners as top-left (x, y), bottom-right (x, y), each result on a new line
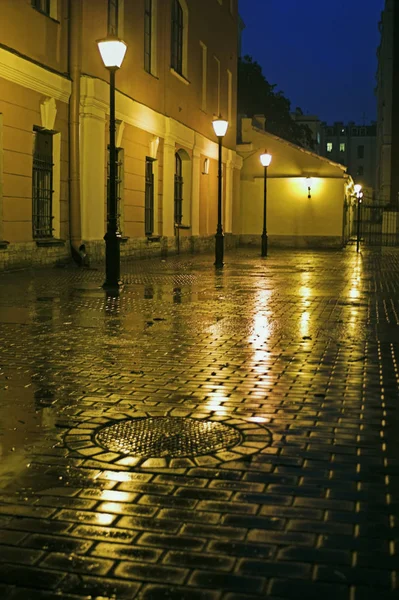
top-left (0, 246), bottom-right (399, 599)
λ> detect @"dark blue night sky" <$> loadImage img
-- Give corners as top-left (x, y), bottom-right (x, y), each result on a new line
top-left (238, 0), bottom-right (385, 125)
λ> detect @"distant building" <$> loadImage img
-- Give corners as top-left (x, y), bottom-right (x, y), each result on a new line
top-left (320, 122), bottom-right (376, 199)
top-left (376, 0), bottom-right (398, 206)
top-left (291, 110), bottom-right (322, 154)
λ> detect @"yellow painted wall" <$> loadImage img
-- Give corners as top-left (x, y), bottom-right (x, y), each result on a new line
top-left (0, 78), bottom-right (69, 243)
top-left (81, 0), bottom-right (238, 152)
top-left (241, 177), bottom-right (345, 238)
top-left (0, 0), bottom-right (68, 75)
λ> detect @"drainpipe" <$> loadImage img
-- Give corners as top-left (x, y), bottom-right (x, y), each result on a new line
top-left (68, 0), bottom-right (84, 264)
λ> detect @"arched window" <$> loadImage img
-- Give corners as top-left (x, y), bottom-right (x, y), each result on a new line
top-left (174, 153), bottom-right (183, 225)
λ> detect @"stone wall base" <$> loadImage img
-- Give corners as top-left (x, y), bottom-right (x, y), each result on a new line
top-left (239, 234), bottom-right (344, 249)
top-left (0, 241), bottom-right (70, 271)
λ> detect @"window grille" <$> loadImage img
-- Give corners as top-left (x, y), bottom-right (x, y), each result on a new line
top-left (171, 0), bottom-right (183, 74)
top-left (174, 153), bottom-right (183, 225)
top-left (145, 158), bottom-right (155, 236)
top-left (107, 147), bottom-right (123, 233)
top-left (32, 130), bottom-right (53, 239)
top-left (144, 0), bottom-right (152, 73)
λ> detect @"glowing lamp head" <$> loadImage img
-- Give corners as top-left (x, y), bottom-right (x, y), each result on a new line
top-left (212, 117), bottom-right (229, 138)
top-left (260, 151), bottom-right (272, 167)
top-left (97, 37), bottom-right (127, 69)
top-left (354, 183), bottom-right (362, 195)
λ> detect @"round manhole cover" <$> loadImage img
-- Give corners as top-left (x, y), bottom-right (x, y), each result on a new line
top-left (95, 417), bottom-right (242, 457)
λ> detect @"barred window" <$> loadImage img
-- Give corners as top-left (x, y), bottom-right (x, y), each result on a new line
top-left (145, 158), bottom-right (155, 236)
top-left (107, 147), bottom-right (123, 233)
top-left (174, 153), bottom-right (183, 225)
top-left (32, 129), bottom-right (53, 239)
top-left (171, 0), bottom-right (183, 74)
top-left (32, 0), bottom-right (51, 16)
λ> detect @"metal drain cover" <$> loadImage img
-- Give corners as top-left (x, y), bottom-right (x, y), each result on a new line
top-left (95, 417), bottom-right (242, 457)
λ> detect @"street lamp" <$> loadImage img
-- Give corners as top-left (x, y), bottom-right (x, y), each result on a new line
top-left (260, 150), bottom-right (272, 257)
top-left (212, 116), bottom-right (228, 268)
top-left (97, 36), bottom-right (127, 289)
top-left (354, 183), bottom-right (363, 253)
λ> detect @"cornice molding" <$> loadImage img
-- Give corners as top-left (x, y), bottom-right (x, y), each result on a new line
top-left (0, 47), bottom-right (71, 103)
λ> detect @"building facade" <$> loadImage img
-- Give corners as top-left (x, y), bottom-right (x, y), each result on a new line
top-left (236, 118), bottom-right (354, 249)
top-left (376, 0), bottom-right (398, 207)
top-left (320, 122), bottom-right (376, 200)
top-left (0, 0), bottom-right (240, 269)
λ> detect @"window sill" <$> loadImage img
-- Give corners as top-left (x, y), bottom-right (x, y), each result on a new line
top-left (147, 235), bottom-right (161, 243)
top-left (0, 240), bottom-right (10, 250)
top-left (170, 68), bottom-right (190, 85)
top-left (120, 236), bottom-right (129, 244)
top-left (31, 7), bottom-right (59, 23)
top-left (35, 238), bottom-right (65, 247)
top-left (175, 224), bottom-right (191, 230)
top-left (144, 70), bottom-right (159, 80)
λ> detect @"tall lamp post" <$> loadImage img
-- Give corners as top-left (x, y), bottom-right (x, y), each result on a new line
top-left (212, 116), bottom-right (228, 268)
top-left (354, 183), bottom-right (363, 253)
top-left (97, 36), bottom-right (127, 289)
top-left (260, 150), bottom-right (272, 257)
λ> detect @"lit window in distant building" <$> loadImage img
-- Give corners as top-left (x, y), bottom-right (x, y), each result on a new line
top-left (340, 143), bottom-right (345, 152)
top-left (317, 132), bottom-right (321, 144)
top-left (327, 142), bottom-right (333, 153)
top-left (357, 145), bottom-right (364, 159)
top-left (357, 166), bottom-right (364, 176)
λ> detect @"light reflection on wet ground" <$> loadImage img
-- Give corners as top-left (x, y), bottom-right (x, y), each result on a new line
top-left (0, 247), bottom-right (398, 597)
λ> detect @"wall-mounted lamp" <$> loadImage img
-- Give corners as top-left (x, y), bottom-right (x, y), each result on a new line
top-left (203, 158), bottom-right (210, 175)
top-left (306, 177), bottom-right (313, 199)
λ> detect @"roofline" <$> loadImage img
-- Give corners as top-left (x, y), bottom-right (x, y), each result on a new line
top-left (249, 124), bottom-right (348, 172)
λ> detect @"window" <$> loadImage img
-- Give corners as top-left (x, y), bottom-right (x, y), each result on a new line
top-left (32, 0), bottom-right (51, 16)
top-left (144, 0), bottom-right (152, 73)
top-left (107, 146), bottom-right (124, 233)
top-left (200, 42), bottom-right (207, 111)
top-left (227, 69), bottom-right (232, 123)
top-left (214, 56), bottom-right (221, 116)
top-left (32, 129), bottom-right (53, 239)
top-left (108, 0), bottom-right (119, 35)
top-left (145, 158), bottom-right (155, 235)
top-left (340, 143), bottom-right (345, 152)
top-left (171, 0), bottom-right (183, 74)
top-left (174, 153), bottom-right (183, 225)
top-left (352, 127), bottom-right (358, 135)
top-left (357, 166), bottom-right (364, 176)
top-left (327, 142), bottom-right (333, 153)
top-left (316, 132), bottom-right (321, 144)
top-left (357, 145), bottom-right (364, 159)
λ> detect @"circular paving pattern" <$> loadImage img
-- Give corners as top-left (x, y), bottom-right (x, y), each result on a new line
top-left (65, 412), bottom-right (272, 469)
top-left (95, 417), bottom-right (242, 457)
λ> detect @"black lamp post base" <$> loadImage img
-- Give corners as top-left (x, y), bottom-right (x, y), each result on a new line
top-left (103, 231), bottom-right (122, 290)
top-left (214, 232), bottom-right (224, 268)
top-left (261, 232), bottom-right (268, 257)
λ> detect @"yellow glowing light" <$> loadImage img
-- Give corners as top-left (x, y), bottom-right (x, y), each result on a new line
top-left (300, 311), bottom-right (310, 337)
top-left (249, 416), bottom-right (270, 423)
top-left (96, 512), bottom-right (115, 525)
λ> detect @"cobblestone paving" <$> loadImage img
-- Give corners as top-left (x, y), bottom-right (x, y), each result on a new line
top-left (0, 247), bottom-right (399, 599)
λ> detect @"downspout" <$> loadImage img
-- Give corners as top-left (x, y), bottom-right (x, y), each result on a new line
top-left (68, 0), bottom-right (84, 264)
